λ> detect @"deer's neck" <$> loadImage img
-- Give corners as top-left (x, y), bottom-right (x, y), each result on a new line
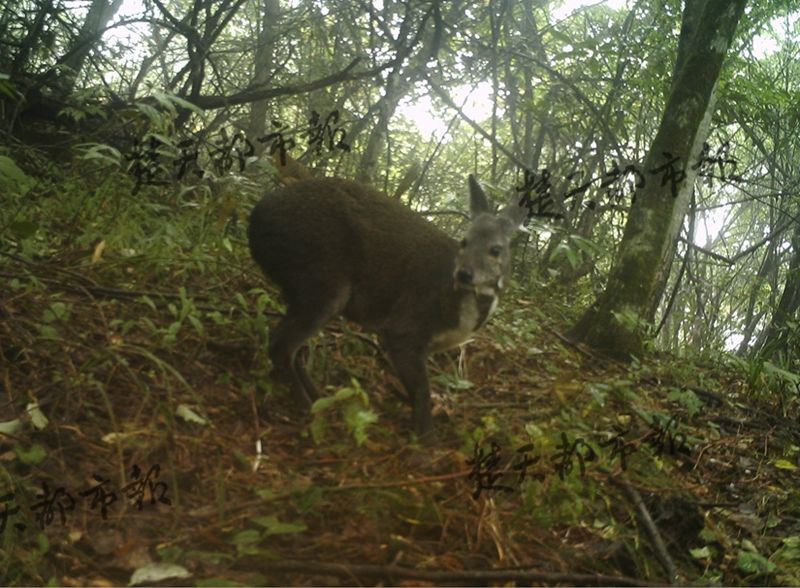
top-left (429, 282), bottom-right (499, 352)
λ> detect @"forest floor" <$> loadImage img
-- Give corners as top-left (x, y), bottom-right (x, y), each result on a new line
top-left (2, 167), bottom-right (800, 586)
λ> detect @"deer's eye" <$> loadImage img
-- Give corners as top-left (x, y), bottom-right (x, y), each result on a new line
top-left (489, 245), bottom-right (503, 257)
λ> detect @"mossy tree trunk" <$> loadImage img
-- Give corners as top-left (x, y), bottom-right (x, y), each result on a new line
top-left (569, 0), bottom-right (747, 358)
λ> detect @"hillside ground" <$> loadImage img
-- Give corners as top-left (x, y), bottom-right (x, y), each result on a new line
top-left (1, 161), bottom-right (800, 586)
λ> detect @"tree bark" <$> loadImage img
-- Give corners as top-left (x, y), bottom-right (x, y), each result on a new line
top-left (645, 0), bottom-right (717, 322)
top-left (568, 0), bottom-right (747, 358)
top-left (356, 69), bottom-right (407, 184)
top-left (58, 0), bottom-right (124, 93)
top-left (10, 0), bottom-right (53, 77)
top-left (757, 220), bottom-right (800, 360)
top-left (246, 0), bottom-right (280, 152)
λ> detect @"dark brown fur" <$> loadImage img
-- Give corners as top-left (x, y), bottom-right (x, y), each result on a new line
top-left (248, 176), bottom-right (525, 436)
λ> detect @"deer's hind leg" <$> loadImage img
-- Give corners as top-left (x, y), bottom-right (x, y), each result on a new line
top-left (268, 283), bottom-right (350, 410)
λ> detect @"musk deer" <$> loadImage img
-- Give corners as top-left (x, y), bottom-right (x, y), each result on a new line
top-left (248, 175), bottom-right (527, 436)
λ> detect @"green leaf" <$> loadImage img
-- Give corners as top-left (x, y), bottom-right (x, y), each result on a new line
top-left (667, 388), bottom-right (703, 418)
top-left (139, 296), bottom-right (158, 311)
top-left (39, 325), bottom-right (59, 339)
top-left (231, 529), bottom-right (262, 556)
top-left (311, 396), bottom-right (338, 413)
top-left (232, 529), bottom-right (262, 544)
top-left (16, 443), bottom-right (48, 464)
top-left (135, 103), bottom-right (163, 125)
top-left (151, 90), bottom-right (179, 116)
top-left (431, 374), bottom-right (474, 389)
top-left (129, 563), bottom-right (191, 586)
top-left (0, 155), bottom-right (34, 194)
top-left (150, 132), bottom-right (175, 149)
top-left (0, 419), bottom-right (23, 435)
top-left (0, 73), bottom-right (19, 99)
top-left (50, 302), bottom-right (68, 320)
top-left (0, 156), bottom-right (25, 181)
top-left (310, 416), bottom-right (327, 443)
top-left (175, 404), bottom-right (209, 425)
top-left (333, 387), bottom-right (358, 401)
top-left (9, 220), bottom-right (38, 239)
top-left (343, 405), bottom-right (378, 446)
top-left (36, 531), bottom-right (50, 554)
top-left (58, 106), bottom-right (86, 123)
top-left (773, 536), bottom-right (800, 563)
top-left (79, 143), bottom-right (122, 167)
top-left (773, 459), bottom-right (797, 471)
top-left (187, 315), bottom-right (204, 335)
top-left (252, 515), bottom-right (307, 535)
top-left (690, 546), bottom-right (712, 559)
top-left (163, 321), bottom-right (181, 344)
top-left (570, 235), bottom-right (602, 256)
top-left (763, 361), bottom-right (800, 385)
top-left (155, 91), bottom-right (203, 114)
top-left (737, 551), bottom-right (777, 575)
top-left (26, 402), bottom-right (49, 430)
top-left (254, 488), bottom-right (277, 500)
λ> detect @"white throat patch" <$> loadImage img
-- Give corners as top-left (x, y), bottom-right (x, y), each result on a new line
top-left (430, 292), bottom-right (498, 352)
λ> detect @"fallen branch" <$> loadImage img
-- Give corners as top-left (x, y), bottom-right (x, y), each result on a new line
top-left (609, 475), bottom-right (679, 585)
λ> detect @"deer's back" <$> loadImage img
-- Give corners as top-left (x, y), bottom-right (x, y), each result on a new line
top-left (248, 178), bottom-right (459, 330)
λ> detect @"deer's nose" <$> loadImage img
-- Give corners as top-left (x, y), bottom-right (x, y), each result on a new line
top-left (456, 268), bottom-right (473, 285)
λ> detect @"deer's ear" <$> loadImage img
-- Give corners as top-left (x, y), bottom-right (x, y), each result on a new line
top-left (468, 175), bottom-right (491, 217)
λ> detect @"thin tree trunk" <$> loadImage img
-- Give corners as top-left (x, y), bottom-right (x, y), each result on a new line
top-left (757, 220), bottom-right (800, 360)
top-left (10, 0), bottom-right (53, 77)
top-left (58, 0), bottom-right (124, 93)
top-left (247, 0), bottom-right (280, 152)
top-left (356, 69), bottom-right (407, 184)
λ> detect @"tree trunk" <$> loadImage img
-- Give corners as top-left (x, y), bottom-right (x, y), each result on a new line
top-left (58, 0), bottom-right (124, 93)
top-left (10, 0), bottom-right (53, 78)
top-left (246, 0), bottom-right (280, 152)
top-left (646, 0), bottom-right (719, 321)
top-left (736, 243), bottom-right (776, 355)
top-left (568, 0), bottom-right (747, 358)
top-left (757, 220), bottom-right (800, 360)
top-left (356, 69), bottom-right (407, 184)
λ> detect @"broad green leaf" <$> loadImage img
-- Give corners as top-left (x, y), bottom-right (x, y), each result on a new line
top-left (0, 419), bottom-right (23, 435)
top-left (737, 551), bottom-right (777, 575)
top-left (232, 529), bottom-right (261, 545)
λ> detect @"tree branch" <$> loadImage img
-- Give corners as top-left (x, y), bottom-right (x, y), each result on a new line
top-left (425, 74), bottom-right (530, 172)
top-left (184, 54), bottom-right (412, 110)
top-left (679, 217), bottom-right (794, 265)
